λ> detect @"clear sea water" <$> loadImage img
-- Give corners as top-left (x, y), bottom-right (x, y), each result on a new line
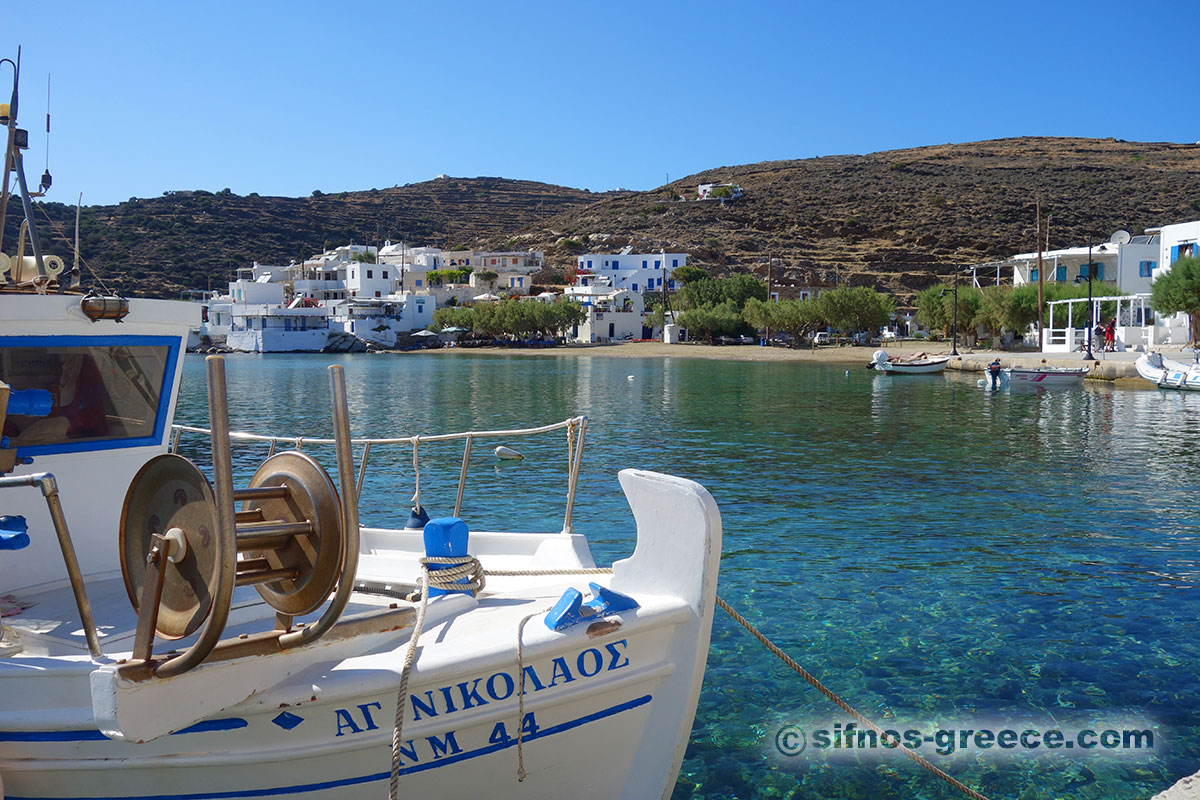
top-left (175, 352), bottom-right (1200, 800)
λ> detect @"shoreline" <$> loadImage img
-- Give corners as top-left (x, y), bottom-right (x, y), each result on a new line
top-left (376, 340), bottom-right (1161, 382)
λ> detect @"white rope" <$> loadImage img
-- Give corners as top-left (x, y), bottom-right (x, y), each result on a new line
top-left (387, 571), bottom-right (430, 800)
top-left (515, 605), bottom-right (554, 781)
top-left (409, 436), bottom-right (421, 512)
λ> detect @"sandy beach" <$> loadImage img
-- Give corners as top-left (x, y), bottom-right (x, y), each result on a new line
top-left (388, 339), bottom-right (1165, 385)
top-left (406, 340), bottom-right (953, 364)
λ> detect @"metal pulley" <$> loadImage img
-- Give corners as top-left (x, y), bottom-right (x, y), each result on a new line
top-left (119, 450), bottom-right (344, 642)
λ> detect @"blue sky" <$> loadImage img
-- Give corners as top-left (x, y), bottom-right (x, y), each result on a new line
top-left (5, 0), bottom-right (1199, 207)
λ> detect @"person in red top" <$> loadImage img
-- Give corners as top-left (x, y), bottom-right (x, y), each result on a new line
top-left (1104, 319), bottom-right (1117, 352)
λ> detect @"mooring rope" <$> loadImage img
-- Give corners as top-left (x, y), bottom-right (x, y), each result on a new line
top-left (715, 596), bottom-right (992, 800)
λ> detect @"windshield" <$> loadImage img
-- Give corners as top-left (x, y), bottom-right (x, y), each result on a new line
top-left (0, 336), bottom-right (181, 455)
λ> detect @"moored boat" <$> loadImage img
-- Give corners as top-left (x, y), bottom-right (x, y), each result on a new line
top-left (0, 56), bottom-right (721, 800)
top-left (1135, 351), bottom-right (1200, 390)
top-left (1005, 364), bottom-right (1091, 386)
top-left (869, 349), bottom-right (950, 374)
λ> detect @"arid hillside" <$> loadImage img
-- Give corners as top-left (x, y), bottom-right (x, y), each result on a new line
top-left (488, 137), bottom-right (1200, 302)
top-left (8, 137), bottom-right (1200, 302)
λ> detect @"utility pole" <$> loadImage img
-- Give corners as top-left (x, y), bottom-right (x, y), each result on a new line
top-left (1036, 201), bottom-right (1045, 349)
top-left (765, 256), bottom-right (773, 344)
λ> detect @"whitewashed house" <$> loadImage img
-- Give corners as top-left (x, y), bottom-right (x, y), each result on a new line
top-left (1007, 235), bottom-right (1159, 295)
top-left (1148, 219), bottom-right (1200, 344)
top-left (564, 286), bottom-right (649, 343)
top-left (575, 251), bottom-right (686, 294)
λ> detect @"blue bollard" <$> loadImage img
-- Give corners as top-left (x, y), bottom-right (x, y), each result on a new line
top-left (422, 517), bottom-right (470, 597)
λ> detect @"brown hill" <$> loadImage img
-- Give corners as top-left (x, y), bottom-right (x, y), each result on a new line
top-left (9, 177), bottom-right (605, 297)
top-left (10, 137), bottom-right (1200, 303)
top-left (488, 137), bottom-right (1200, 303)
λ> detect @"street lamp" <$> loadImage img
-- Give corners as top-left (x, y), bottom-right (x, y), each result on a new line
top-left (1077, 243), bottom-right (1106, 360)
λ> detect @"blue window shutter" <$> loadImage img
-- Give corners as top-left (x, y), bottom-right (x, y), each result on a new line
top-left (1031, 268), bottom-right (1039, 282)
top-left (1056, 265), bottom-right (1066, 282)
top-left (1095, 263), bottom-right (1104, 281)
top-left (1172, 246), bottom-right (1180, 263)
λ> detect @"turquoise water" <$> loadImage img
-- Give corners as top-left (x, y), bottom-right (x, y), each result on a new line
top-left (175, 353), bottom-right (1200, 800)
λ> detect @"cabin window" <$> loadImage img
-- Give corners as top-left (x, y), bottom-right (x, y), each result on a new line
top-left (0, 335), bottom-right (180, 456)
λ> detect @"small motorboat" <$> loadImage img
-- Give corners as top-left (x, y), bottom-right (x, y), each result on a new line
top-left (869, 349), bottom-right (950, 375)
top-left (1135, 351), bottom-right (1200, 390)
top-left (1005, 364), bottom-right (1091, 386)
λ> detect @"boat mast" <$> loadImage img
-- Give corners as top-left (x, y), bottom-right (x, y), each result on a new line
top-left (0, 47), bottom-right (47, 280)
top-left (0, 47), bottom-right (20, 254)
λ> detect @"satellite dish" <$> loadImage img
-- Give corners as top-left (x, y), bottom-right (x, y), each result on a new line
top-left (1110, 229), bottom-right (1132, 245)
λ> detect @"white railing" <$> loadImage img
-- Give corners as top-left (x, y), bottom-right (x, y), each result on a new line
top-left (171, 416), bottom-right (590, 534)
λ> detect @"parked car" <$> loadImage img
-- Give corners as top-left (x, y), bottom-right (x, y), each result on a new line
top-left (812, 332), bottom-right (831, 345)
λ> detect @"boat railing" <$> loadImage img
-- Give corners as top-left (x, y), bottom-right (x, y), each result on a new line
top-left (170, 415), bottom-right (590, 534)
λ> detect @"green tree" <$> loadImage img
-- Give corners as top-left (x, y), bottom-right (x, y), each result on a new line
top-left (431, 306), bottom-right (473, 332)
top-left (1151, 255), bottom-right (1200, 342)
top-left (678, 301), bottom-right (743, 342)
top-left (915, 286), bottom-right (949, 333)
top-left (672, 265), bottom-right (708, 285)
top-left (815, 286), bottom-right (894, 333)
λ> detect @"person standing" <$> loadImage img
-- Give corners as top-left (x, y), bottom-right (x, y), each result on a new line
top-left (1104, 318), bottom-right (1116, 352)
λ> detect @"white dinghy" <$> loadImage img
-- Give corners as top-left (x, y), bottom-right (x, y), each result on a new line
top-left (0, 60), bottom-right (721, 800)
top-left (1135, 351), bottom-right (1200, 391)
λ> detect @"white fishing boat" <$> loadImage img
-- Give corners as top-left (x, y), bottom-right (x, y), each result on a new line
top-left (0, 57), bottom-right (721, 800)
top-left (869, 349), bottom-right (950, 374)
top-left (1135, 351), bottom-right (1200, 391)
top-left (1005, 364), bottom-right (1091, 386)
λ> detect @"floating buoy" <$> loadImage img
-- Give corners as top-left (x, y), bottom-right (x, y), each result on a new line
top-left (495, 446), bottom-right (523, 460)
top-left (627, 375), bottom-right (634, 381)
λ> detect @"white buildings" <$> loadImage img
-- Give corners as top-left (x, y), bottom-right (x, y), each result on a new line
top-left (564, 286), bottom-right (650, 343)
top-left (216, 245), bottom-right (435, 352)
top-left (575, 251), bottom-right (686, 295)
top-left (1007, 235), bottom-right (1159, 295)
top-left (1148, 219), bottom-right (1200, 344)
top-left (378, 243), bottom-right (543, 300)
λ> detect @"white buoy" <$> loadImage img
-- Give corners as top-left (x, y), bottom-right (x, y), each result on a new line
top-left (627, 375), bottom-right (634, 381)
top-left (495, 446), bottom-right (523, 460)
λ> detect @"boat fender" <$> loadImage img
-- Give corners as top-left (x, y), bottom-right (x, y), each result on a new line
top-left (423, 517), bottom-right (471, 597)
top-left (494, 445), bottom-right (523, 460)
top-left (0, 515), bottom-right (29, 551)
top-left (405, 505), bottom-right (431, 530)
top-left (545, 582), bottom-right (639, 632)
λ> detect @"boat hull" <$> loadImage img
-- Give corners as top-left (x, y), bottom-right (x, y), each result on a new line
top-left (874, 358), bottom-right (949, 374)
top-left (0, 469), bottom-right (721, 800)
top-left (1005, 367), bottom-right (1089, 386)
top-left (1135, 353), bottom-right (1200, 390)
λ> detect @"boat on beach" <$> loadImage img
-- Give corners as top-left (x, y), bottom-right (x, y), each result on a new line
top-left (0, 58), bottom-right (721, 800)
top-left (869, 349), bottom-right (950, 374)
top-left (1135, 351), bottom-right (1200, 390)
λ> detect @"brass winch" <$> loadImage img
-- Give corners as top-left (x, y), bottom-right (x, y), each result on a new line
top-left (115, 355), bottom-right (361, 678)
